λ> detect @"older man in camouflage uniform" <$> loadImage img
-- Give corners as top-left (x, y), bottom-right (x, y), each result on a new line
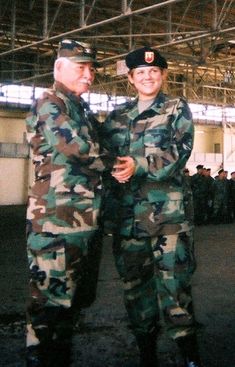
top-left (101, 47), bottom-right (201, 367)
top-left (25, 39), bottom-right (113, 367)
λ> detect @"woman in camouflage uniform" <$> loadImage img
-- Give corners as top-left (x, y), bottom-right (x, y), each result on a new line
top-left (101, 46), bottom-right (202, 367)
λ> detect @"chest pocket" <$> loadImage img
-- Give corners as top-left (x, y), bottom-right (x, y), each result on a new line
top-left (144, 126), bottom-right (171, 155)
top-left (142, 98), bottom-right (180, 156)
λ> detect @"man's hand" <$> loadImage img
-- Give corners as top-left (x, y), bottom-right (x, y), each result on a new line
top-left (112, 156), bottom-right (135, 183)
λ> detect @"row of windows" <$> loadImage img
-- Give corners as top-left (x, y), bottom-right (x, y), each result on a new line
top-left (0, 84), bottom-right (235, 122)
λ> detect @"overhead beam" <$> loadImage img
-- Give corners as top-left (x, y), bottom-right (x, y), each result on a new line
top-left (43, 0), bottom-right (48, 38)
top-left (0, 0), bottom-right (184, 58)
top-left (47, 0), bottom-right (63, 36)
top-left (11, 0), bottom-right (16, 49)
top-left (79, 0), bottom-right (85, 27)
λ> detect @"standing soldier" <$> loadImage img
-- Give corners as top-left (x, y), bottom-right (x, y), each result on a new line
top-left (204, 168), bottom-right (214, 223)
top-left (191, 165), bottom-right (207, 225)
top-left (212, 169), bottom-right (230, 224)
top-left (25, 39), bottom-right (113, 367)
top-left (101, 46), bottom-right (202, 367)
top-left (228, 171), bottom-right (235, 222)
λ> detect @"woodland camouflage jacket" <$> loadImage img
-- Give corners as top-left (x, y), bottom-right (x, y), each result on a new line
top-left (26, 82), bottom-right (113, 249)
top-left (101, 92), bottom-right (194, 238)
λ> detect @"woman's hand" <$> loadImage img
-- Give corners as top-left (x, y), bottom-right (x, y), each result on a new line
top-left (112, 156), bottom-right (135, 183)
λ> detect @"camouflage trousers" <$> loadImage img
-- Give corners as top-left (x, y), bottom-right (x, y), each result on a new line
top-left (112, 230), bottom-right (196, 339)
top-left (26, 231), bottom-right (102, 349)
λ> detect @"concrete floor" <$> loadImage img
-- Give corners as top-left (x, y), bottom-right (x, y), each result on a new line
top-left (0, 206), bottom-right (235, 367)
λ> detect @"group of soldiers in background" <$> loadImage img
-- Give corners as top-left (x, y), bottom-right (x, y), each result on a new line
top-left (183, 164), bottom-right (235, 225)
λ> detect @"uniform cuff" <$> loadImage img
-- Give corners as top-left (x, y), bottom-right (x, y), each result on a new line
top-left (133, 156), bottom-right (149, 176)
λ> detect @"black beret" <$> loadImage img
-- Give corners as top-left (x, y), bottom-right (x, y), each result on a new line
top-left (196, 164), bottom-right (204, 169)
top-left (57, 39), bottom-right (100, 67)
top-left (125, 46), bottom-right (168, 70)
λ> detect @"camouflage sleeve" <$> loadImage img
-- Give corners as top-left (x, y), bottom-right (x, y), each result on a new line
top-left (134, 98), bottom-right (194, 181)
top-left (26, 97), bottom-right (91, 160)
top-left (98, 110), bottom-right (129, 156)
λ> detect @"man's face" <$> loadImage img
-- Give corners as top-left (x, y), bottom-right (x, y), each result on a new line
top-left (55, 58), bottom-right (95, 96)
top-left (219, 171), bottom-right (226, 179)
top-left (128, 66), bottom-right (167, 100)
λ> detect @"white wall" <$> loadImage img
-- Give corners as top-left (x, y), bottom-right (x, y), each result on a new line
top-left (194, 125), bottom-right (223, 153)
top-left (0, 157), bottom-right (29, 205)
top-left (0, 111), bottom-right (26, 143)
top-left (0, 109), bottom-right (29, 205)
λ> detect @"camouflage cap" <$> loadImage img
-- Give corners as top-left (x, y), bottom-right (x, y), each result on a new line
top-left (57, 39), bottom-right (100, 67)
top-left (125, 46), bottom-right (168, 70)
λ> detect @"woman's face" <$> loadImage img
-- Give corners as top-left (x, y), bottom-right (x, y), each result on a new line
top-left (128, 66), bottom-right (167, 100)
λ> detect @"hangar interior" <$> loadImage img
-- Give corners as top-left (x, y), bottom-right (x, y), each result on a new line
top-left (0, 0), bottom-right (235, 204)
top-left (1, 6), bottom-right (235, 367)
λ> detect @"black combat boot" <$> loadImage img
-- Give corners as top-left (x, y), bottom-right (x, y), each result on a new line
top-left (26, 339), bottom-right (72, 367)
top-left (26, 327), bottom-right (52, 367)
top-left (176, 333), bottom-right (203, 367)
top-left (26, 322), bottom-right (55, 367)
top-left (135, 330), bottom-right (159, 367)
top-left (49, 307), bottom-right (73, 367)
top-left (48, 337), bottom-right (72, 367)
top-left (26, 342), bottom-right (59, 367)
top-left (26, 345), bottom-right (42, 367)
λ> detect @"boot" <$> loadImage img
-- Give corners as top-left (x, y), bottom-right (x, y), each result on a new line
top-left (26, 339), bottom-right (72, 367)
top-left (176, 333), bottom-right (203, 367)
top-left (135, 330), bottom-right (158, 367)
top-left (26, 345), bottom-right (42, 367)
top-left (50, 307), bottom-right (73, 366)
top-left (49, 338), bottom-right (72, 367)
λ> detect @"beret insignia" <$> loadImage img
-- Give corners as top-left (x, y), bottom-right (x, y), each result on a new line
top-left (145, 51), bottom-right (154, 63)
